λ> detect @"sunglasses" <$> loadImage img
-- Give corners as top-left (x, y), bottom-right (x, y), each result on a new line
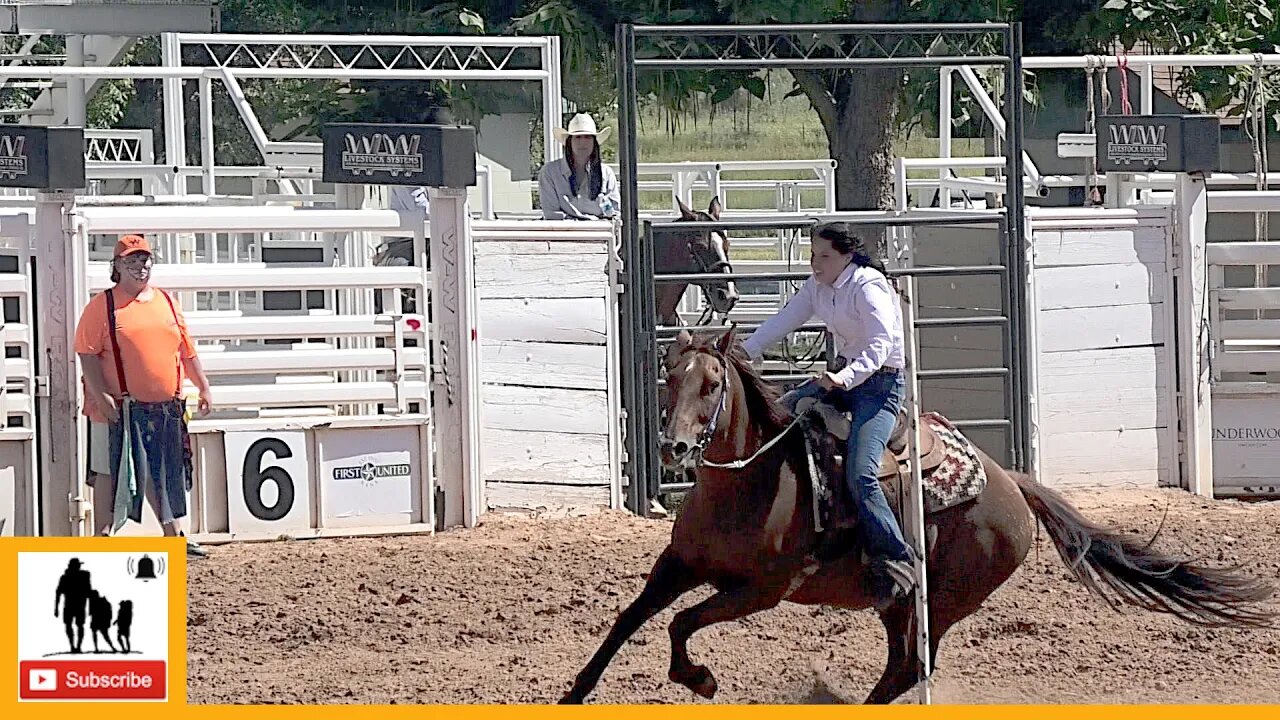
top-left (116, 253), bottom-right (154, 267)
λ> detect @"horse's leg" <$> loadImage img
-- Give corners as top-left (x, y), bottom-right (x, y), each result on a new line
top-left (864, 602), bottom-right (924, 704)
top-left (560, 547), bottom-right (702, 704)
top-left (666, 583), bottom-right (783, 699)
top-left (865, 594), bottom-right (966, 704)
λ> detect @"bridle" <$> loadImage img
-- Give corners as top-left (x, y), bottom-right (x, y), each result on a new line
top-left (662, 347), bottom-right (731, 466)
top-left (664, 345), bottom-right (806, 472)
top-left (686, 232), bottom-right (734, 326)
top-left (691, 351), bottom-right (731, 460)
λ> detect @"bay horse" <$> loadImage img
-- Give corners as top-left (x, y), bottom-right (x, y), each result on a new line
top-left (651, 197), bottom-right (740, 508)
top-left (654, 196), bottom-right (738, 327)
top-left (561, 327), bottom-right (1276, 704)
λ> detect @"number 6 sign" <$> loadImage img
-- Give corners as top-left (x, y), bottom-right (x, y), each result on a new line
top-left (224, 430), bottom-right (311, 536)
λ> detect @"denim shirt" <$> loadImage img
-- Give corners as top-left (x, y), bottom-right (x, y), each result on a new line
top-left (537, 158), bottom-right (621, 220)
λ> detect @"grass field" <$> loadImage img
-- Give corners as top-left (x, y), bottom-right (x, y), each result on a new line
top-left (598, 72), bottom-right (984, 213)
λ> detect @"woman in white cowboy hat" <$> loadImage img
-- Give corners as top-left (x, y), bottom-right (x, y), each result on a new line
top-left (538, 112), bottom-right (622, 220)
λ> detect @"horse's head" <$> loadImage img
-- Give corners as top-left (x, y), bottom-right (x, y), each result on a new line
top-left (658, 327), bottom-right (741, 470)
top-left (654, 196), bottom-right (739, 318)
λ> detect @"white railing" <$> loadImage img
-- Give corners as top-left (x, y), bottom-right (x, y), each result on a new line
top-left (910, 53), bottom-right (1280, 210)
top-left (1206, 190), bottom-right (1280, 391)
top-left (85, 129), bottom-right (154, 164)
top-left (610, 159), bottom-right (838, 216)
top-left (0, 33), bottom-right (560, 215)
top-left (0, 273), bottom-right (35, 433)
top-left (75, 207), bottom-right (431, 418)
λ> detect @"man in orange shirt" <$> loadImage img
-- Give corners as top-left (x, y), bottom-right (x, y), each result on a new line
top-left (74, 234), bottom-right (213, 556)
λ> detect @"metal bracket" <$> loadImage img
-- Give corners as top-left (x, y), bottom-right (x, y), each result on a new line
top-left (34, 375), bottom-right (49, 397)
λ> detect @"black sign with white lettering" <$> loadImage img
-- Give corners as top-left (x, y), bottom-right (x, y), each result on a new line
top-left (0, 126), bottom-right (85, 190)
top-left (1096, 114), bottom-right (1220, 174)
top-left (321, 123), bottom-right (477, 188)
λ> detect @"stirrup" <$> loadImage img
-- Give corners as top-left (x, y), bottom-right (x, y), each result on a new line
top-left (868, 557), bottom-right (916, 612)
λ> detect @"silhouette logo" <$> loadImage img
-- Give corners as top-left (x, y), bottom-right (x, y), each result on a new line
top-left (17, 551), bottom-right (173, 702)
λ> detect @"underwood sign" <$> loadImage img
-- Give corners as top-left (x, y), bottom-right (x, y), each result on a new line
top-left (0, 126), bottom-right (85, 190)
top-left (1096, 114), bottom-right (1219, 174)
top-left (321, 123), bottom-right (477, 188)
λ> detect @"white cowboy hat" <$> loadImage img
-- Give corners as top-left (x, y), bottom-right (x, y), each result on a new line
top-left (553, 113), bottom-right (611, 144)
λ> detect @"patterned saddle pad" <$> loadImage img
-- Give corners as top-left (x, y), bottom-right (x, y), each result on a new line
top-left (800, 410), bottom-right (989, 534)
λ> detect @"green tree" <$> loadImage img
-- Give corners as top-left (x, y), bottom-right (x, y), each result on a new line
top-left (1094, 0), bottom-right (1280, 124)
top-left (523, 0), bottom-right (1280, 209)
top-left (97, 1), bottom-right (1280, 198)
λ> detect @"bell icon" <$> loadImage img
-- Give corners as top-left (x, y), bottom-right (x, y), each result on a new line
top-left (135, 554), bottom-right (157, 581)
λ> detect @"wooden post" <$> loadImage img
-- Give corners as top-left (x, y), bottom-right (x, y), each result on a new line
top-left (34, 191), bottom-right (86, 535)
top-left (1174, 172), bottom-right (1214, 497)
top-left (428, 187), bottom-right (483, 528)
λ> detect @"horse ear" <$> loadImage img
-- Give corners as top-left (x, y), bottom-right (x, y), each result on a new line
top-left (716, 325), bottom-right (736, 355)
top-left (675, 329), bottom-right (693, 349)
top-left (675, 197), bottom-right (696, 220)
top-left (707, 196), bottom-right (722, 220)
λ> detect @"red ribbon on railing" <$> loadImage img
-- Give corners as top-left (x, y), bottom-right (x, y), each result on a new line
top-left (1117, 48), bottom-right (1133, 115)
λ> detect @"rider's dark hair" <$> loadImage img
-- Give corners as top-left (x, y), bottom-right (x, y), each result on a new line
top-left (564, 138), bottom-right (603, 199)
top-left (814, 222), bottom-right (890, 277)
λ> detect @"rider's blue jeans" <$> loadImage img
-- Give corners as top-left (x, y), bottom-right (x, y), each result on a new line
top-left (780, 370), bottom-right (913, 563)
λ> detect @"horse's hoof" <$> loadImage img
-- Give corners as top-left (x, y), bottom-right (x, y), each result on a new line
top-left (559, 688), bottom-right (585, 705)
top-left (671, 664), bottom-right (718, 699)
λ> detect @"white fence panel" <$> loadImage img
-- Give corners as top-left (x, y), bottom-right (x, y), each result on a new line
top-left (472, 220), bottom-right (621, 512)
top-left (71, 206), bottom-right (437, 541)
top-left (1030, 208), bottom-right (1177, 489)
top-left (1207, 227), bottom-right (1280, 496)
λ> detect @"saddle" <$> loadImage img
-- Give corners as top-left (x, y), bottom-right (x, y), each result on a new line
top-left (794, 398), bottom-right (947, 479)
top-left (793, 397), bottom-right (987, 538)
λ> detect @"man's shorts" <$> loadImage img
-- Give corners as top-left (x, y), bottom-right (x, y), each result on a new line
top-left (87, 421), bottom-right (110, 477)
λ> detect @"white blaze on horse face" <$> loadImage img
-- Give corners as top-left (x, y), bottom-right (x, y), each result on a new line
top-left (665, 353), bottom-right (720, 466)
top-left (713, 231), bottom-right (739, 301)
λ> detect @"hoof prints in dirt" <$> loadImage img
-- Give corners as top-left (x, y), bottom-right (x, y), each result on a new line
top-left (188, 488), bottom-right (1280, 704)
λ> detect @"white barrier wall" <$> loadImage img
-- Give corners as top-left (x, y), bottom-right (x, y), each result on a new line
top-left (1029, 207), bottom-right (1178, 488)
top-left (1, 217), bottom-right (36, 537)
top-left (67, 207), bottom-right (438, 541)
top-left (1204, 190), bottom-right (1280, 497)
top-left (473, 220), bottom-right (622, 512)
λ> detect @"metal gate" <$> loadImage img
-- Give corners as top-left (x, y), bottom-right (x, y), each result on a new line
top-left (613, 22), bottom-right (1032, 515)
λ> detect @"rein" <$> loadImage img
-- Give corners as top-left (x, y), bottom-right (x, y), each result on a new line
top-left (685, 350), bottom-right (804, 471)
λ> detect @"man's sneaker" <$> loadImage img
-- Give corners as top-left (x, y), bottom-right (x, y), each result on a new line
top-left (184, 536), bottom-right (208, 558)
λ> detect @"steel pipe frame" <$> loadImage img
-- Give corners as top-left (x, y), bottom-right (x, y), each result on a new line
top-left (618, 22), bottom-right (1032, 515)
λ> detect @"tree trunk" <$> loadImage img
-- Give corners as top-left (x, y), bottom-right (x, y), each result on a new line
top-left (791, 0), bottom-right (905, 214)
top-left (827, 68), bottom-right (901, 212)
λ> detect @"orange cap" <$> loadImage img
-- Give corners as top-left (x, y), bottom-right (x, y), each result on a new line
top-left (113, 234), bottom-right (151, 258)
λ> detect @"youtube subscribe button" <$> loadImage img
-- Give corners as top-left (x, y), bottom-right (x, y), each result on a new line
top-left (19, 660), bottom-right (166, 701)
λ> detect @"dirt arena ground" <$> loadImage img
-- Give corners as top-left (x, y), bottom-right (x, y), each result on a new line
top-left (187, 487), bottom-right (1280, 705)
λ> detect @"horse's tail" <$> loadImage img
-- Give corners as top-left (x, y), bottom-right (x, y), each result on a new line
top-left (1010, 471), bottom-right (1276, 629)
